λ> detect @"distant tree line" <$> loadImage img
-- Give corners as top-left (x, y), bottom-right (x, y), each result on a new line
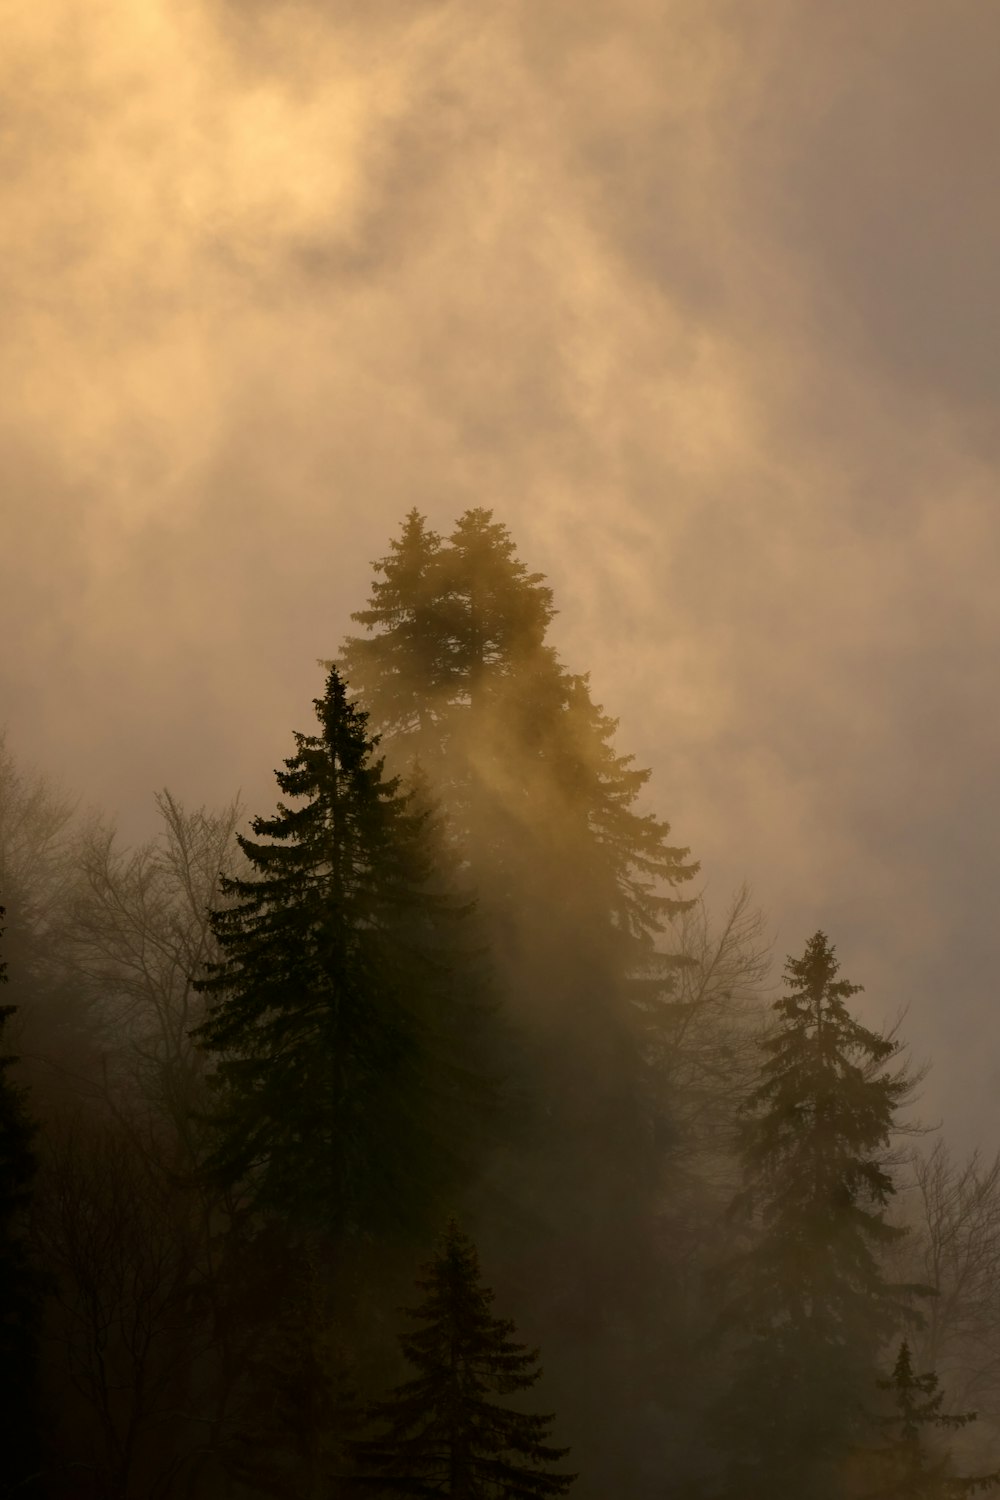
top-left (0, 511), bottom-right (998, 1498)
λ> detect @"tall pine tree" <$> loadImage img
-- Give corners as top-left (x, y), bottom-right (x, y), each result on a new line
top-left (344, 510), bottom-right (455, 763)
top-left (717, 932), bottom-right (917, 1500)
top-left (341, 508), bottom-right (696, 963)
top-left (340, 508), bottom-right (697, 1160)
top-left (351, 1219), bottom-right (576, 1499)
top-left (193, 668), bottom-right (494, 1243)
top-left (342, 509), bottom-right (699, 1494)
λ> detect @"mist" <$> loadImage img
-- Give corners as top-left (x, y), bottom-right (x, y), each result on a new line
top-left (5, 1), bottom-right (999, 1145)
top-left (3, 4), bottom-right (1000, 1493)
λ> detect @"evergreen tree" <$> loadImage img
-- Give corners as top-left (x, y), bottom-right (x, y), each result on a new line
top-left (850, 1340), bottom-right (1000, 1499)
top-left (342, 509), bottom-right (699, 1493)
top-left (351, 1219), bottom-right (576, 1499)
top-left (344, 510), bottom-right (454, 762)
top-left (341, 508), bottom-right (697, 957)
top-left (717, 932), bottom-right (917, 1500)
top-left (0, 904), bottom-right (43, 1497)
top-left (192, 668), bottom-right (494, 1241)
top-left (341, 508), bottom-right (697, 1170)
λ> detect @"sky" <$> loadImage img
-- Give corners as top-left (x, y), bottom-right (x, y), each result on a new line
top-left (3, 0), bottom-right (1000, 1148)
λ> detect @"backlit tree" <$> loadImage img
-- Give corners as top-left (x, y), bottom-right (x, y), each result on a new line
top-left (718, 932), bottom-right (919, 1500)
top-left (193, 668), bottom-right (494, 1242)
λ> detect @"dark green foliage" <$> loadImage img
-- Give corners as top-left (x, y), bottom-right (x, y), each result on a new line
top-left (0, 905), bottom-right (43, 1497)
top-left (192, 668), bottom-right (494, 1240)
top-left (351, 1220), bottom-right (576, 1498)
top-left (850, 1341), bottom-right (1000, 1498)
top-left (718, 932), bottom-right (918, 1500)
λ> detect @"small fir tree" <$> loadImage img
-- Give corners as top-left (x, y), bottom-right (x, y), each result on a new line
top-left (192, 668), bottom-right (494, 1241)
top-left (718, 931), bottom-right (919, 1500)
top-left (851, 1340), bottom-right (1000, 1499)
top-left (351, 1220), bottom-right (576, 1499)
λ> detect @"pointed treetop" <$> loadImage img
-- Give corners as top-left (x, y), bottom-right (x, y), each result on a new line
top-left (352, 1218), bottom-right (576, 1498)
top-left (857, 1339), bottom-right (1000, 1499)
top-left (783, 930), bottom-right (863, 1001)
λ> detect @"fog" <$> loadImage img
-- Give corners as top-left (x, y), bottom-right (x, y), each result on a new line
top-left (4, 0), bottom-right (1000, 1153)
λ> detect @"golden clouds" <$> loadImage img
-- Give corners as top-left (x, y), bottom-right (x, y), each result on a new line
top-left (4, 0), bottom-right (1000, 1136)
top-left (0, 0), bottom-right (417, 533)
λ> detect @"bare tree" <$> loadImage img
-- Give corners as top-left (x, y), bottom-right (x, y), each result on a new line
top-left (0, 733), bottom-right (77, 1031)
top-left (633, 883), bottom-right (773, 1311)
top-left (652, 882), bottom-right (772, 1173)
top-left (65, 791), bottom-right (243, 1161)
top-left (905, 1140), bottom-right (1000, 1445)
top-left (0, 732), bottom-right (77, 930)
top-left (33, 1112), bottom-right (234, 1500)
top-left (46, 792), bottom-right (274, 1497)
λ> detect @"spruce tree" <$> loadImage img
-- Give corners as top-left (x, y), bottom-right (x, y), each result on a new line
top-left (340, 507), bottom-right (697, 1154)
top-left (340, 507), bottom-right (697, 955)
top-left (192, 668), bottom-right (494, 1241)
top-left (350, 1219), bottom-right (576, 1499)
top-left (0, 904), bottom-right (43, 1498)
top-left (850, 1340), bottom-right (1000, 1499)
top-left (717, 932), bottom-right (916, 1500)
top-left (342, 509), bottom-right (699, 1491)
top-left (344, 510), bottom-right (454, 761)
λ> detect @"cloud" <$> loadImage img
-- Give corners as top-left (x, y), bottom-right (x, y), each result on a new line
top-left (3, 0), bottom-right (1000, 1142)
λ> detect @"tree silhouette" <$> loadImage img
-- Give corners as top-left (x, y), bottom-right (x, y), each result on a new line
top-left (341, 508), bottom-right (698, 1197)
top-left (351, 1220), bottom-right (575, 1499)
top-left (341, 508), bottom-right (696, 953)
top-left (718, 931), bottom-right (920, 1500)
top-left (193, 668), bottom-right (494, 1241)
top-left (852, 1340), bottom-right (1000, 1499)
top-left (342, 509), bottom-right (700, 1490)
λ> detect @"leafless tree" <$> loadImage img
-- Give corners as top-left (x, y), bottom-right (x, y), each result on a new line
top-left (0, 731), bottom-right (77, 929)
top-left (65, 790), bottom-right (244, 1162)
top-left (635, 882), bottom-right (773, 1299)
top-left (33, 1113), bottom-right (220, 1499)
top-left (903, 1140), bottom-right (1000, 1448)
top-left (654, 882), bottom-right (772, 1168)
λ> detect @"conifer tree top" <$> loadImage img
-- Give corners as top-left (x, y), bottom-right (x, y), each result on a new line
top-left (192, 668), bottom-right (495, 1236)
top-left (738, 929), bottom-right (914, 1265)
top-left (352, 1219), bottom-right (576, 1498)
top-left (717, 933), bottom-right (922, 1498)
top-left (339, 508), bottom-right (698, 939)
top-left (855, 1340), bottom-right (1000, 1498)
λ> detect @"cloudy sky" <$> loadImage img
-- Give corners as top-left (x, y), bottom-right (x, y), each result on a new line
top-left (4, 0), bottom-right (999, 1146)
